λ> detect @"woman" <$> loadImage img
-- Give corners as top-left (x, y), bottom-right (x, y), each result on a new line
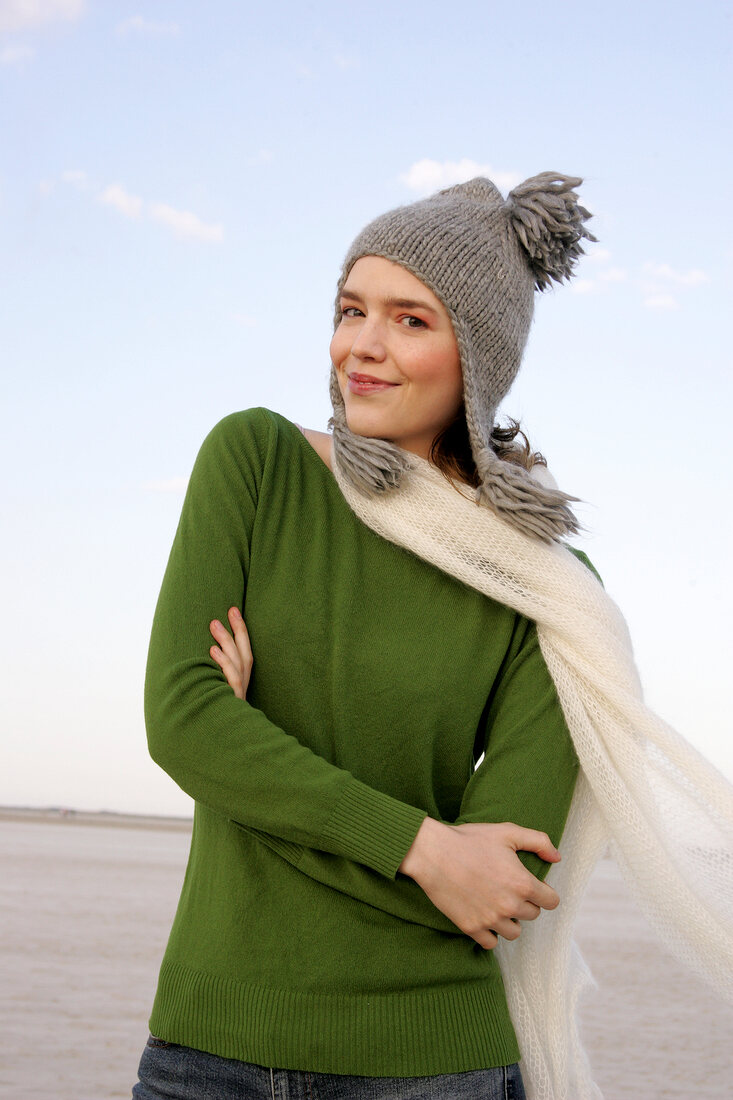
top-left (134, 175), bottom-right (733, 1100)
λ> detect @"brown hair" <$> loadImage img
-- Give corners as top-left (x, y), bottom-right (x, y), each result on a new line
top-left (429, 410), bottom-right (546, 488)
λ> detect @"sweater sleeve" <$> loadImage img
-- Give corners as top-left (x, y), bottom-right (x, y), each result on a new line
top-left (144, 409), bottom-right (426, 878)
top-left (454, 617), bottom-right (579, 881)
top-left (240, 613), bottom-right (579, 928)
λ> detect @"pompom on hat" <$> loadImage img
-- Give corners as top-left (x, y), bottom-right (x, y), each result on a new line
top-left (329, 172), bottom-right (596, 542)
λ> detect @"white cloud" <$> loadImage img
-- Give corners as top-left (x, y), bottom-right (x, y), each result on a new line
top-left (0, 0), bottom-right (84, 33)
top-left (61, 167), bottom-right (89, 190)
top-left (598, 267), bottom-right (627, 283)
top-left (0, 42), bottom-right (34, 62)
top-left (247, 149), bottom-right (273, 166)
top-left (115, 15), bottom-right (180, 37)
top-left (232, 312), bottom-right (258, 328)
top-left (637, 260), bottom-right (708, 311)
top-left (399, 158), bottom-right (521, 196)
top-left (586, 247), bottom-right (612, 264)
top-left (569, 246), bottom-right (626, 290)
top-left (149, 202), bottom-right (223, 242)
top-left (570, 279), bottom-right (596, 295)
top-left (56, 170), bottom-right (224, 243)
top-left (642, 262), bottom-right (709, 286)
top-left (644, 294), bottom-right (680, 311)
top-left (144, 477), bottom-right (189, 494)
top-left (99, 183), bottom-right (143, 219)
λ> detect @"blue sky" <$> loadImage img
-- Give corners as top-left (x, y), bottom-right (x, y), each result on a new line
top-left (1, 0), bottom-right (731, 815)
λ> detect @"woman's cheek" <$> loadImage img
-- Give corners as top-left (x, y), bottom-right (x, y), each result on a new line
top-left (329, 332), bottom-right (342, 369)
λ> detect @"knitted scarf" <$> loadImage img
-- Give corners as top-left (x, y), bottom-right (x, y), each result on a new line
top-left (332, 451), bottom-right (733, 1100)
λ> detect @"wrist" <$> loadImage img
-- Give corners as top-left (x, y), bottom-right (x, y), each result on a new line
top-left (399, 816), bottom-right (448, 881)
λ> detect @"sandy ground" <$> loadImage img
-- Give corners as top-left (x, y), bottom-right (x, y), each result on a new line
top-left (1, 812), bottom-right (731, 1099)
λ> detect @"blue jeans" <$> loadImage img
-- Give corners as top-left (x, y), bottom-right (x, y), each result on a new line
top-left (132, 1036), bottom-right (527, 1099)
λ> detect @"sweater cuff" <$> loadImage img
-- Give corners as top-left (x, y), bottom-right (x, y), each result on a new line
top-left (322, 778), bottom-right (427, 879)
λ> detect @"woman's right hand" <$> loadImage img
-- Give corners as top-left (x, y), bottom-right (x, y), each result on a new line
top-left (209, 607), bottom-right (253, 700)
top-left (399, 817), bottom-right (561, 949)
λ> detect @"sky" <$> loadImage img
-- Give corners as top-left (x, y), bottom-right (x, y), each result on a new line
top-left (1, 0), bottom-right (731, 816)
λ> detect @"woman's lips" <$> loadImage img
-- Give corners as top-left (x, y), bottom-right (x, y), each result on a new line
top-left (347, 372), bottom-right (399, 395)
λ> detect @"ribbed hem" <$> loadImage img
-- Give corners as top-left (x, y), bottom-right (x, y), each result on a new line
top-left (149, 961), bottom-right (520, 1076)
top-left (323, 777), bottom-right (427, 878)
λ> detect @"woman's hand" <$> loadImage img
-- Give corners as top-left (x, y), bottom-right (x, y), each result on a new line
top-left (209, 607), bottom-right (253, 700)
top-left (399, 818), bottom-right (561, 949)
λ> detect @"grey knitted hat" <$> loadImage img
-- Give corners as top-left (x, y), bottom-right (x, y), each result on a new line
top-left (329, 172), bottom-right (596, 542)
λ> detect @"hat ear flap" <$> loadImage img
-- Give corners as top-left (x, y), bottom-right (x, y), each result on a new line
top-left (507, 173), bottom-right (597, 291)
top-left (473, 444), bottom-right (581, 543)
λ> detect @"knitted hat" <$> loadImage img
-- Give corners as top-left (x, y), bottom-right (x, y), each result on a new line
top-left (329, 172), bottom-right (596, 542)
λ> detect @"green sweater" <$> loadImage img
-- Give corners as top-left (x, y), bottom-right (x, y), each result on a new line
top-left (145, 408), bottom-right (580, 1076)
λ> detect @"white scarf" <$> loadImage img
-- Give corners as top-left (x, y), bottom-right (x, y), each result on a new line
top-left (333, 453), bottom-right (733, 1100)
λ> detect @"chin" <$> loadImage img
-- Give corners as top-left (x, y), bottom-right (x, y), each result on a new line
top-left (343, 408), bottom-right (392, 441)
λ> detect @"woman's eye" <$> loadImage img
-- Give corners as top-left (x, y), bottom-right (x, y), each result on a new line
top-left (401, 315), bottom-right (426, 329)
top-left (341, 306), bottom-right (363, 318)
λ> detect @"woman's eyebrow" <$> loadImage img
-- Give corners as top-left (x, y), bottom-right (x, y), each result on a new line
top-left (340, 288), bottom-right (438, 315)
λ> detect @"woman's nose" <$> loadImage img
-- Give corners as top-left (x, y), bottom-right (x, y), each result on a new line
top-left (350, 319), bottom-right (386, 361)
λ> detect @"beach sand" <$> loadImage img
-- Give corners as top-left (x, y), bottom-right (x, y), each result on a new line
top-left (1, 812), bottom-right (731, 1099)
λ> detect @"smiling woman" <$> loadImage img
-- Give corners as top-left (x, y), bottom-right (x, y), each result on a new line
top-left (133, 173), bottom-right (733, 1100)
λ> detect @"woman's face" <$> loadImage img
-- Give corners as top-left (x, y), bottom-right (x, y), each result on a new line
top-left (330, 256), bottom-right (463, 460)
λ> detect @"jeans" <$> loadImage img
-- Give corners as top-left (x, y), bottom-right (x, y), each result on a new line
top-left (132, 1036), bottom-right (527, 1099)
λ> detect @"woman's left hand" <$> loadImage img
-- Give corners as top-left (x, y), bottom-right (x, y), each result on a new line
top-left (209, 607), bottom-right (253, 699)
